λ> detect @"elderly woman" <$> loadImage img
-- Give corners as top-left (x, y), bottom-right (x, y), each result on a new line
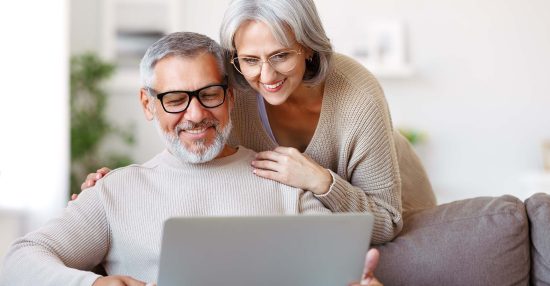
top-left (81, 0), bottom-right (435, 244)
top-left (220, 0), bottom-right (435, 243)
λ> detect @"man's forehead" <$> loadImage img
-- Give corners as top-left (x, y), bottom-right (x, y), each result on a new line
top-left (152, 54), bottom-right (223, 90)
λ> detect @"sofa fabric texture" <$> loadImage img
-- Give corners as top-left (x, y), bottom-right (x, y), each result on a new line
top-left (375, 195), bottom-right (531, 286)
top-left (526, 193), bottom-right (550, 285)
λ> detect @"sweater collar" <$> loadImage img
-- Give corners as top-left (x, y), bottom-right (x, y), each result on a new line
top-left (157, 146), bottom-right (249, 170)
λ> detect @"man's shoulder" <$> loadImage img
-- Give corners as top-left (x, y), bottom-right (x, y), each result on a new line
top-left (235, 145), bottom-right (257, 157)
top-left (97, 151), bottom-right (165, 184)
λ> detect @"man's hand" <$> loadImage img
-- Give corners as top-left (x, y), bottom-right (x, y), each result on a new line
top-left (92, 275), bottom-right (155, 286)
top-left (349, 249), bottom-right (383, 286)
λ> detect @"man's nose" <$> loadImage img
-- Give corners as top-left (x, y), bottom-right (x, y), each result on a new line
top-left (184, 97), bottom-right (209, 122)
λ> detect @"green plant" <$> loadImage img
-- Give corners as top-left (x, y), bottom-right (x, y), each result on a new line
top-left (398, 128), bottom-right (427, 145)
top-left (70, 53), bottom-right (134, 197)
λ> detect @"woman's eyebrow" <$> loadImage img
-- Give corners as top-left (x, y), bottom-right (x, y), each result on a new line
top-left (237, 47), bottom-right (295, 58)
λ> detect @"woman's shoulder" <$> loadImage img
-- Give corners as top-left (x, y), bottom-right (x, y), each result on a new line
top-left (331, 53), bottom-right (377, 81)
top-left (325, 53), bottom-right (387, 111)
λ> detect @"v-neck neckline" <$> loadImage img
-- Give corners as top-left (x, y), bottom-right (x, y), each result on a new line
top-left (255, 89), bottom-right (327, 154)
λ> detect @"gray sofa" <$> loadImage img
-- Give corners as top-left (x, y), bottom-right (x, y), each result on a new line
top-left (375, 193), bottom-right (550, 285)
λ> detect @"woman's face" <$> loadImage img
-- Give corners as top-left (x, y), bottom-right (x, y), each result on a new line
top-left (233, 20), bottom-right (310, 106)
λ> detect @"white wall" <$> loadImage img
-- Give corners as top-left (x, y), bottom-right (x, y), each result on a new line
top-left (70, 0), bottom-right (550, 204)
top-left (316, 0), bottom-right (550, 202)
top-left (0, 0), bottom-right (69, 258)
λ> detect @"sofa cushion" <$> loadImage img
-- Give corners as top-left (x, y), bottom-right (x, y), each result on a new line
top-left (375, 195), bottom-right (530, 285)
top-left (525, 192), bottom-right (550, 285)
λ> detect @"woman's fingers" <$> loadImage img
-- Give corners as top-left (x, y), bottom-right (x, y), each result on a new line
top-left (80, 167), bottom-right (112, 190)
top-left (97, 167), bottom-right (111, 175)
top-left (251, 168), bottom-right (281, 182)
top-left (251, 147), bottom-right (330, 194)
top-left (251, 157), bottom-right (280, 172)
top-left (254, 150), bottom-right (282, 162)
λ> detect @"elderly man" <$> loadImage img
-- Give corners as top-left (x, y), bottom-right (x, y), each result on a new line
top-left (0, 32), bottom-right (380, 286)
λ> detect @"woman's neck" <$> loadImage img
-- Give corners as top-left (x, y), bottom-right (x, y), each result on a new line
top-left (264, 81), bottom-right (325, 151)
top-left (278, 81), bottom-right (325, 110)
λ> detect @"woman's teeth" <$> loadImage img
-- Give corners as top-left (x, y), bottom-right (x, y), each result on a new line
top-left (263, 80), bottom-right (284, 89)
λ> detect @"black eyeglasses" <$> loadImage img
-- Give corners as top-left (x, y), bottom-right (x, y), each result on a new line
top-left (148, 82), bottom-right (228, 114)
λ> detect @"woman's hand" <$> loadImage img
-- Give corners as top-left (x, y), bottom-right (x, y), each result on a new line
top-left (80, 167), bottom-right (112, 190)
top-left (70, 167), bottom-right (112, 201)
top-left (251, 147), bottom-right (332, 195)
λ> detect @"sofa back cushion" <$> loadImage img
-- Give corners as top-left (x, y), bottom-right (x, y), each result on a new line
top-left (525, 192), bottom-right (550, 285)
top-left (375, 195), bottom-right (530, 285)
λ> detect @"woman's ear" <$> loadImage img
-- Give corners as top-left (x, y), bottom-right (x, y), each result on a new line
top-left (140, 88), bottom-right (155, 121)
top-left (304, 46), bottom-right (315, 61)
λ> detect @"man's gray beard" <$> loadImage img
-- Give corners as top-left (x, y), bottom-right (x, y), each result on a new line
top-left (153, 117), bottom-right (232, 164)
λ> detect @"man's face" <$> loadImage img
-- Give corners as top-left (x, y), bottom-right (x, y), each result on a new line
top-left (140, 53), bottom-right (233, 163)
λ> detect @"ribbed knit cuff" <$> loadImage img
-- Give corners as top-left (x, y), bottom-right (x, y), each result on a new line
top-left (314, 169), bottom-right (353, 212)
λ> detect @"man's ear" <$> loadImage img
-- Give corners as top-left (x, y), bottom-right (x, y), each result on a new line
top-left (140, 88), bottom-right (155, 121)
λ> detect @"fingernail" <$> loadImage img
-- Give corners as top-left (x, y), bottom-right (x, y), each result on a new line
top-left (252, 169), bottom-right (256, 174)
top-left (96, 174), bottom-right (101, 179)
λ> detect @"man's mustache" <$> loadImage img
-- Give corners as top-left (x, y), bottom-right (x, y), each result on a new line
top-left (175, 118), bottom-right (220, 133)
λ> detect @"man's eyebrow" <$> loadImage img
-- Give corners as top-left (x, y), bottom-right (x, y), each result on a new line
top-left (153, 81), bottom-right (227, 93)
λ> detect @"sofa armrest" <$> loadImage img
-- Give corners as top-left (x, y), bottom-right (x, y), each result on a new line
top-left (375, 195), bottom-right (530, 285)
top-left (525, 192), bottom-right (550, 285)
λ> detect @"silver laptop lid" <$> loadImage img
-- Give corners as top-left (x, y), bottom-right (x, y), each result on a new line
top-left (158, 213), bottom-right (374, 286)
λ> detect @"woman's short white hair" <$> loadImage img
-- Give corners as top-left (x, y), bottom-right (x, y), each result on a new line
top-left (220, 0), bottom-right (333, 91)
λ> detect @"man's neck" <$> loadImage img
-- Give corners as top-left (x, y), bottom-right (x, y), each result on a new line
top-left (214, 145), bottom-right (238, 159)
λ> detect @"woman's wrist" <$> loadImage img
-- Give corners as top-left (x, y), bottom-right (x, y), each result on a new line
top-left (310, 168), bottom-right (332, 195)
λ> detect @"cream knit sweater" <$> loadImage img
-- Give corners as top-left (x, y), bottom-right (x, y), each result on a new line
top-left (0, 147), bottom-right (330, 286)
top-left (229, 53), bottom-right (436, 244)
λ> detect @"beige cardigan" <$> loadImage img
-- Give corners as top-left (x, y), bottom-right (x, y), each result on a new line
top-left (229, 53), bottom-right (436, 243)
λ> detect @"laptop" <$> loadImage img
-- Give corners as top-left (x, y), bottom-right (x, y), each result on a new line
top-left (157, 213), bottom-right (374, 286)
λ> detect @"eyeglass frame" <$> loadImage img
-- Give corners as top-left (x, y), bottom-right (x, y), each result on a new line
top-left (146, 79), bottom-right (229, 114)
top-left (230, 48), bottom-right (303, 77)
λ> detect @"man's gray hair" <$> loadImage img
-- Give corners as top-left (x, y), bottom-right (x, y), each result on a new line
top-left (219, 0), bottom-right (333, 90)
top-left (140, 32), bottom-right (228, 88)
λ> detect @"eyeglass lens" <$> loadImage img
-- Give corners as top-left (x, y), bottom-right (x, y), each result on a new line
top-left (233, 50), bottom-right (300, 77)
top-left (161, 85), bottom-right (225, 113)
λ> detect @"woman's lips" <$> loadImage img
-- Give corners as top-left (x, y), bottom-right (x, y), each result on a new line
top-left (262, 79), bottom-right (285, 92)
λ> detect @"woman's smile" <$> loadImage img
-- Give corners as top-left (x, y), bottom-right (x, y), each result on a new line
top-left (261, 79), bottom-right (286, 92)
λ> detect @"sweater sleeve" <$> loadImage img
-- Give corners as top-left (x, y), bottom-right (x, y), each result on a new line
top-left (311, 54), bottom-right (403, 244)
top-left (0, 187), bottom-right (110, 286)
top-left (298, 190), bottom-right (332, 214)
top-left (315, 167), bottom-right (402, 244)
